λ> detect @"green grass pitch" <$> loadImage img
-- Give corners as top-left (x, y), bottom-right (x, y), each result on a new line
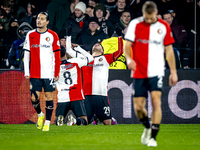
top-left (0, 124), bottom-right (199, 150)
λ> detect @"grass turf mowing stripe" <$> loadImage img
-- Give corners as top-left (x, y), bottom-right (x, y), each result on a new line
top-left (0, 124), bottom-right (199, 150)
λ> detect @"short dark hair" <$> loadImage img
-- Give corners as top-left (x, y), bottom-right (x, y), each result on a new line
top-left (60, 46), bottom-right (66, 57)
top-left (142, 1), bottom-right (157, 14)
top-left (120, 10), bottom-right (131, 17)
top-left (38, 12), bottom-right (49, 21)
top-left (162, 11), bottom-right (173, 18)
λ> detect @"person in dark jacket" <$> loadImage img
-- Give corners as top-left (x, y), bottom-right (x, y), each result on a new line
top-left (47, 0), bottom-right (70, 35)
top-left (8, 22), bottom-right (33, 69)
top-left (163, 11), bottom-right (187, 65)
top-left (163, 12), bottom-right (187, 49)
top-left (94, 4), bottom-right (114, 37)
top-left (104, 0), bottom-right (117, 13)
top-left (61, 2), bottom-right (89, 43)
top-left (114, 10), bottom-right (131, 38)
top-left (76, 17), bottom-right (109, 53)
top-left (108, 0), bottom-right (126, 25)
top-left (2, 17), bottom-right (19, 62)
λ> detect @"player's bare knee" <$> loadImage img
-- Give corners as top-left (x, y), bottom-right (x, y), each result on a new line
top-left (134, 103), bottom-right (144, 111)
top-left (31, 91), bottom-right (38, 102)
top-left (103, 119), bottom-right (111, 125)
top-left (152, 99), bottom-right (161, 110)
top-left (31, 95), bottom-right (35, 101)
top-left (45, 95), bottom-right (53, 100)
top-left (80, 116), bottom-right (88, 124)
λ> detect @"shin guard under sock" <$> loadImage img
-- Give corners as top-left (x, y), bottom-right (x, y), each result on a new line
top-left (45, 100), bottom-right (54, 121)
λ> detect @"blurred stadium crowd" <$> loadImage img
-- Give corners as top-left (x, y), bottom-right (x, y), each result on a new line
top-left (0, 0), bottom-right (200, 69)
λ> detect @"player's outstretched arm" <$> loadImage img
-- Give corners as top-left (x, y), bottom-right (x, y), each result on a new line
top-left (113, 36), bottom-right (124, 61)
top-left (124, 40), bottom-right (136, 70)
top-left (66, 36), bottom-right (77, 58)
top-left (24, 50), bottom-right (30, 78)
top-left (74, 46), bottom-right (94, 63)
top-left (165, 44), bottom-right (178, 86)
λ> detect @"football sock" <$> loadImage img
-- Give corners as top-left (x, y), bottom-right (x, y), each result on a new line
top-left (45, 100), bottom-right (54, 121)
top-left (31, 99), bottom-right (41, 114)
top-left (140, 116), bottom-right (150, 129)
top-left (38, 112), bottom-right (44, 117)
top-left (44, 120), bottom-right (50, 126)
top-left (151, 124), bottom-right (160, 140)
top-left (76, 118), bottom-right (87, 125)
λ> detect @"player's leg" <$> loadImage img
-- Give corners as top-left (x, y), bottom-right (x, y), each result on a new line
top-left (147, 91), bottom-right (162, 147)
top-left (133, 78), bottom-right (151, 145)
top-left (67, 100), bottom-right (88, 126)
top-left (42, 78), bottom-right (56, 131)
top-left (30, 78), bottom-right (44, 129)
top-left (91, 114), bottom-right (99, 125)
top-left (84, 95), bottom-right (95, 124)
top-left (94, 96), bottom-right (111, 125)
top-left (55, 102), bottom-right (69, 126)
top-left (134, 97), bottom-right (151, 145)
top-left (147, 76), bottom-right (163, 147)
top-left (108, 98), bottom-right (117, 125)
top-left (111, 117), bottom-right (117, 125)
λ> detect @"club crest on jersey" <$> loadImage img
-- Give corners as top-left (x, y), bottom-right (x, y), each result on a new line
top-left (157, 29), bottom-right (163, 34)
top-left (99, 58), bottom-right (103, 62)
top-left (46, 37), bottom-right (50, 42)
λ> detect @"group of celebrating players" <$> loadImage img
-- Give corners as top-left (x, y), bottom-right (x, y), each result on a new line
top-left (23, 1), bottom-right (178, 147)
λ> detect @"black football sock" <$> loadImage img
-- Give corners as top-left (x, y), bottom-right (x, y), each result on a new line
top-left (31, 99), bottom-right (41, 114)
top-left (151, 124), bottom-right (160, 140)
top-left (140, 116), bottom-right (150, 129)
top-left (76, 118), bottom-right (87, 125)
top-left (45, 100), bottom-right (54, 121)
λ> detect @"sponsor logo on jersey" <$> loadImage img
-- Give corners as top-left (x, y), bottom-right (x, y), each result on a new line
top-left (137, 39), bottom-right (161, 45)
top-left (31, 44), bottom-right (50, 48)
top-left (61, 64), bottom-right (73, 70)
top-left (61, 87), bottom-right (76, 91)
top-left (88, 64), bottom-right (104, 67)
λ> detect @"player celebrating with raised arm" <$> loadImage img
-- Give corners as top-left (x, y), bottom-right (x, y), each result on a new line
top-left (24, 12), bottom-right (61, 131)
top-left (124, 1), bottom-right (178, 147)
top-left (55, 36), bottom-right (94, 126)
top-left (78, 37), bottom-right (123, 125)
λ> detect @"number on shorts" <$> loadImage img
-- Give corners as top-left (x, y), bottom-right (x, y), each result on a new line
top-left (49, 78), bottom-right (55, 88)
top-left (103, 106), bottom-right (110, 116)
top-left (157, 76), bottom-right (163, 88)
top-left (63, 71), bottom-right (73, 85)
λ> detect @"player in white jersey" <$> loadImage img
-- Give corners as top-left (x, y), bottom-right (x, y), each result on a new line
top-left (55, 36), bottom-right (94, 126)
top-left (81, 36), bottom-right (123, 125)
top-left (24, 12), bottom-right (61, 131)
top-left (124, 1), bottom-right (178, 147)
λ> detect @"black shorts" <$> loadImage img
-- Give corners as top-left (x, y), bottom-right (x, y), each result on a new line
top-left (133, 76), bottom-right (163, 98)
top-left (55, 100), bottom-right (87, 117)
top-left (84, 95), bottom-right (111, 122)
top-left (30, 78), bottom-right (55, 92)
